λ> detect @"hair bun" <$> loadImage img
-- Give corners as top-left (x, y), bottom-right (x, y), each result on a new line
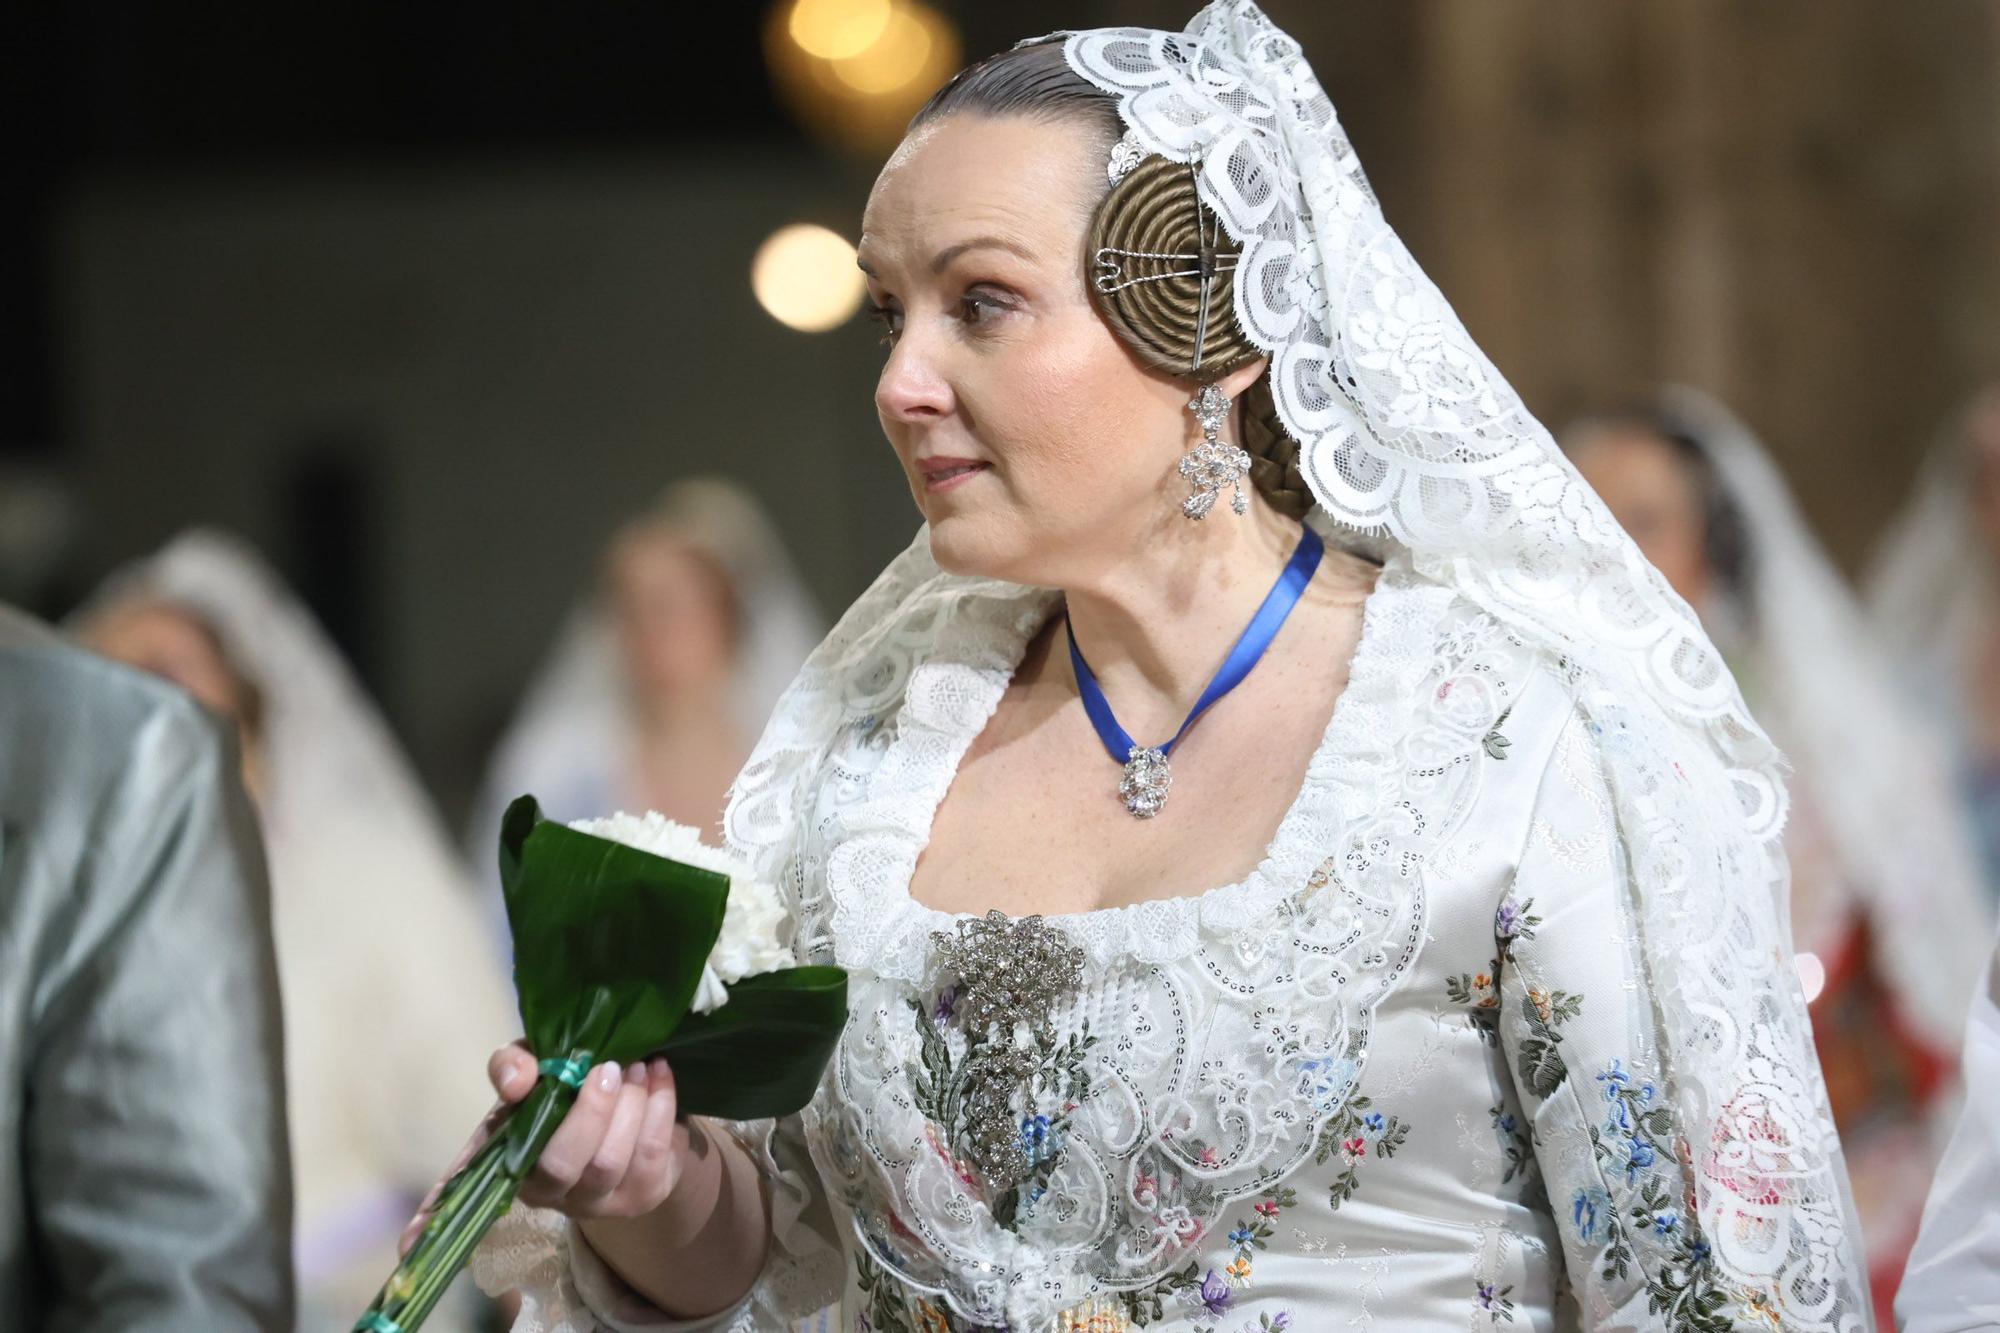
top-left (1087, 153), bottom-right (1310, 517)
top-left (1087, 155), bottom-right (1259, 381)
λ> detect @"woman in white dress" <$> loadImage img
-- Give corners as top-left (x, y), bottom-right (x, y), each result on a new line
top-left (1565, 389), bottom-right (1992, 1320)
top-left (74, 530), bottom-right (518, 1332)
top-left (466, 6), bottom-right (1868, 1329)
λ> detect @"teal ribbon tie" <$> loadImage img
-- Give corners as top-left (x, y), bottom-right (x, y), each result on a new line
top-left (354, 1315), bottom-right (404, 1333)
top-left (539, 1054), bottom-right (593, 1090)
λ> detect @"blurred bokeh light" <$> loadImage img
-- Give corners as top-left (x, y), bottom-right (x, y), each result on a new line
top-left (765, 0), bottom-right (962, 157)
top-left (751, 223), bottom-right (868, 332)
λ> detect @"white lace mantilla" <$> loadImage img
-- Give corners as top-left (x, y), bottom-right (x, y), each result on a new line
top-left (1057, 4), bottom-right (1864, 1326)
top-left (727, 540), bottom-right (1534, 1328)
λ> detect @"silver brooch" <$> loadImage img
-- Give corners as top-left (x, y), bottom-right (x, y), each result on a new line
top-left (930, 910), bottom-right (1085, 1038)
top-left (927, 911), bottom-right (1088, 1196)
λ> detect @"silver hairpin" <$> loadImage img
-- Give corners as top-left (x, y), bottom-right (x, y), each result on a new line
top-left (1093, 163), bottom-right (1239, 374)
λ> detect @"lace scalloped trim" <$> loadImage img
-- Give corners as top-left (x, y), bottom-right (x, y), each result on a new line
top-left (792, 570), bottom-right (1535, 1329)
top-left (816, 537), bottom-right (1433, 982)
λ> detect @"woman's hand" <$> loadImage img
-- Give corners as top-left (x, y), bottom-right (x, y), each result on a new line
top-left (400, 1042), bottom-right (689, 1255)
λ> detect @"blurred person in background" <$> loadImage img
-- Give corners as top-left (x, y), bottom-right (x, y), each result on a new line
top-left (1566, 387), bottom-right (1993, 1317)
top-left (72, 529), bottom-right (517, 1332)
top-left (1867, 382), bottom-right (2000, 895)
top-left (469, 477), bottom-right (820, 871)
top-left (0, 604), bottom-right (292, 1330)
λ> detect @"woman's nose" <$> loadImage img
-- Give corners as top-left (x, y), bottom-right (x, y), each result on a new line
top-left (876, 341), bottom-right (953, 423)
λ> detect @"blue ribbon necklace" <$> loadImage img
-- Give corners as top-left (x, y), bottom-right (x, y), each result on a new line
top-left (1067, 524), bottom-right (1324, 819)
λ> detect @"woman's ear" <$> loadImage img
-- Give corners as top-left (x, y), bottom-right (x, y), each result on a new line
top-left (1215, 355), bottom-right (1269, 403)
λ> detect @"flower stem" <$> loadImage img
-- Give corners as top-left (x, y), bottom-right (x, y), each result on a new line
top-left (352, 1049), bottom-right (594, 1332)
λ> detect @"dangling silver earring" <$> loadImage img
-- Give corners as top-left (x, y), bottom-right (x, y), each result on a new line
top-left (1181, 383), bottom-right (1252, 520)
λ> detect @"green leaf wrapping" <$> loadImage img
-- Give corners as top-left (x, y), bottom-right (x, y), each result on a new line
top-left (352, 796), bottom-right (848, 1333)
top-left (500, 795), bottom-right (729, 1064)
top-left (663, 966), bottom-right (849, 1119)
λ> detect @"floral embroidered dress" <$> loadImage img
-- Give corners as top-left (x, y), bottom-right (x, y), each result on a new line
top-left (473, 535), bottom-right (1860, 1333)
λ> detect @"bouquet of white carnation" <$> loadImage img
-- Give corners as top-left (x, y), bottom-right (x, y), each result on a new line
top-left (353, 797), bottom-right (847, 1333)
top-left (568, 812), bottom-right (793, 1014)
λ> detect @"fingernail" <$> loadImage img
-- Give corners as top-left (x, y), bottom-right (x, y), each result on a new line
top-left (648, 1058), bottom-right (669, 1083)
top-left (500, 1064), bottom-right (524, 1094)
top-left (595, 1062), bottom-right (621, 1093)
top-left (625, 1062), bottom-right (645, 1085)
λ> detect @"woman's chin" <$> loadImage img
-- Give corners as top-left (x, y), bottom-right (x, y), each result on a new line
top-left (925, 512), bottom-right (1020, 581)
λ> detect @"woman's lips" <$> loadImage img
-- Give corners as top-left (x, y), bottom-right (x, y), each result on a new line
top-left (917, 458), bottom-right (991, 493)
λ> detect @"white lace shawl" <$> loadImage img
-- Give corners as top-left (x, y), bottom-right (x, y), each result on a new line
top-left (1657, 387), bottom-right (1992, 1052)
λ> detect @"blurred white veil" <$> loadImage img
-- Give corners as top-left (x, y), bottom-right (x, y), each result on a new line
top-left (72, 529), bottom-right (517, 1327)
top-left (1657, 387), bottom-right (1992, 1051)
top-left (1865, 388), bottom-right (2000, 745)
top-left (469, 478), bottom-right (823, 882)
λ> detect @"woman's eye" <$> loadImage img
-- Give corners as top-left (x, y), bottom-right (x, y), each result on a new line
top-left (957, 292), bottom-right (1010, 327)
top-left (864, 303), bottom-right (902, 345)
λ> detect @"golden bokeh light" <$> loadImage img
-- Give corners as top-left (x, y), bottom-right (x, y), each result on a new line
top-left (751, 224), bottom-right (868, 333)
top-left (827, 2), bottom-right (940, 97)
top-left (765, 0), bottom-right (962, 158)
top-left (786, 0), bottom-right (891, 61)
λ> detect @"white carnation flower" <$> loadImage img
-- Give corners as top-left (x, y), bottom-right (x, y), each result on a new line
top-left (567, 811), bottom-right (791, 1013)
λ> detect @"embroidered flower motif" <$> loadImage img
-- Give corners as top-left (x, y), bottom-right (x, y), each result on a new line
top-left (1571, 1186), bottom-right (1610, 1241)
top-left (1019, 1114), bottom-right (1060, 1167)
top-left (1253, 1200), bottom-right (1281, 1219)
top-left (1706, 1085), bottom-right (1803, 1211)
top-left (1316, 1094), bottom-right (1407, 1210)
top-left (1152, 1204), bottom-right (1199, 1244)
top-left (1494, 894), bottom-right (1541, 959)
top-left (1297, 1054), bottom-right (1357, 1111)
top-left (1475, 1280), bottom-right (1517, 1322)
top-left (1224, 1256), bottom-right (1252, 1286)
top-left (933, 984), bottom-right (957, 1025)
top-left (1623, 1133), bottom-right (1658, 1181)
top-left (1196, 1269), bottom-right (1233, 1316)
top-left (1652, 1209), bottom-right (1680, 1236)
top-left (1228, 1225), bottom-right (1255, 1247)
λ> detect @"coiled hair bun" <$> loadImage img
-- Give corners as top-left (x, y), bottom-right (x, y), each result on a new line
top-left (1087, 153), bottom-right (1313, 518)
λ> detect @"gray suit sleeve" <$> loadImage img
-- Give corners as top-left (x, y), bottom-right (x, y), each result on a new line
top-left (25, 697), bottom-right (294, 1331)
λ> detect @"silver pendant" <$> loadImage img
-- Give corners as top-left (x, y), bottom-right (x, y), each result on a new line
top-left (1119, 745), bottom-right (1172, 818)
